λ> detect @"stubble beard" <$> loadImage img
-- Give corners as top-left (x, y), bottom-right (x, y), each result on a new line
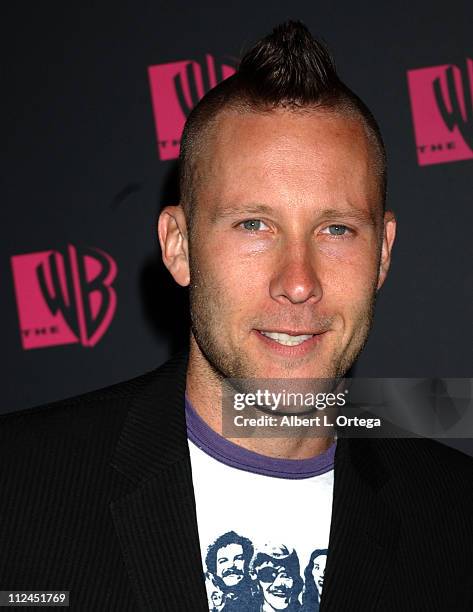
top-left (189, 251), bottom-right (378, 383)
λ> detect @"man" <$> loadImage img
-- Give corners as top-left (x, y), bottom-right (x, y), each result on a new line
top-left (205, 531), bottom-right (254, 609)
top-left (251, 546), bottom-right (302, 611)
top-left (0, 20), bottom-right (472, 612)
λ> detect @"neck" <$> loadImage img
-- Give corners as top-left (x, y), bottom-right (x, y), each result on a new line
top-left (185, 335), bottom-right (334, 460)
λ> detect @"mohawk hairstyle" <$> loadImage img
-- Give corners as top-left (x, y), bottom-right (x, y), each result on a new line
top-left (179, 21), bottom-right (386, 225)
top-left (237, 21), bottom-right (339, 106)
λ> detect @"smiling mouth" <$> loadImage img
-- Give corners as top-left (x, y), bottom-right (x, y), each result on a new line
top-left (259, 331), bottom-right (315, 346)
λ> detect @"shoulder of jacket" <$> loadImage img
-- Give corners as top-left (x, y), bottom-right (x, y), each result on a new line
top-left (1, 349), bottom-right (189, 428)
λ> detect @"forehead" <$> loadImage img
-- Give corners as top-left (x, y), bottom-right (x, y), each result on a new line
top-left (313, 555), bottom-right (326, 565)
top-left (196, 108), bottom-right (379, 213)
top-left (217, 543), bottom-right (242, 555)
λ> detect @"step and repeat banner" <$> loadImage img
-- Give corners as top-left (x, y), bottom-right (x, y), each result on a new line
top-left (3, 3), bottom-right (472, 452)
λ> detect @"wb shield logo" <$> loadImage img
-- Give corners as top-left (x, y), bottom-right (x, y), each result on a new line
top-left (407, 58), bottom-right (473, 165)
top-left (433, 61), bottom-right (473, 151)
top-left (148, 54), bottom-right (235, 160)
top-left (11, 245), bottom-right (117, 350)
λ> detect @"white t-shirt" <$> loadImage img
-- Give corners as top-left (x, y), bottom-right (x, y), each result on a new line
top-left (186, 396), bottom-right (335, 612)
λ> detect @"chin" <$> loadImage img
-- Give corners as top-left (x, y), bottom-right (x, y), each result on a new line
top-left (257, 361), bottom-right (336, 380)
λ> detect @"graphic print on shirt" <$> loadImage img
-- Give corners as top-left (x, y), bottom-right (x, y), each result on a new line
top-left (186, 399), bottom-right (334, 611)
top-left (203, 531), bottom-right (327, 611)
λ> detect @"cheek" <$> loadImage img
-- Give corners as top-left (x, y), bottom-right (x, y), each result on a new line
top-left (319, 245), bottom-right (379, 300)
top-left (199, 238), bottom-right (270, 295)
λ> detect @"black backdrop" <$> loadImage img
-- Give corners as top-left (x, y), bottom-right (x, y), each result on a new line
top-left (3, 2), bottom-right (472, 454)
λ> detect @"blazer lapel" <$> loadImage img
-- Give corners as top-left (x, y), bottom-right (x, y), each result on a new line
top-left (109, 350), bottom-right (208, 611)
top-left (320, 437), bottom-right (400, 611)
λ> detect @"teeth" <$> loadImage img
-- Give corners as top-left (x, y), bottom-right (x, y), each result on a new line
top-left (260, 331), bottom-right (313, 346)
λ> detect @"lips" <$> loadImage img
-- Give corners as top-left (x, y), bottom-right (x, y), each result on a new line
top-left (255, 327), bottom-right (327, 356)
top-left (269, 589), bottom-right (289, 598)
top-left (259, 331), bottom-right (314, 346)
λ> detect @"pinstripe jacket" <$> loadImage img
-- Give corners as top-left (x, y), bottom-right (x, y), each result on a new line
top-left (1, 350), bottom-right (472, 611)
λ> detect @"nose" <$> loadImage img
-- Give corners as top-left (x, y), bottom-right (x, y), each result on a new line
top-left (269, 241), bottom-right (322, 305)
top-left (273, 573), bottom-right (292, 589)
top-left (273, 574), bottom-right (285, 587)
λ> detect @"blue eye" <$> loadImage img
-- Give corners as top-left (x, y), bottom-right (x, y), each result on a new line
top-left (327, 224), bottom-right (348, 236)
top-left (241, 219), bottom-right (268, 231)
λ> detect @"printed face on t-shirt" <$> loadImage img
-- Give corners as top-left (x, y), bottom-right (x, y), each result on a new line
top-left (312, 554), bottom-right (327, 593)
top-left (256, 561), bottom-right (296, 610)
top-left (204, 573), bottom-right (225, 611)
top-left (215, 543), bottom-right (245, 586)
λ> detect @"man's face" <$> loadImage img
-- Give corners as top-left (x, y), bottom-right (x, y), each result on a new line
top-left (256, 561), bottom-right (296, 610)
top-left (186, 108), bottom-right (395, 380)
top-left (215, 543), bottom-right (246, 587)
top-left (311, 554), bottom-right (327, 594)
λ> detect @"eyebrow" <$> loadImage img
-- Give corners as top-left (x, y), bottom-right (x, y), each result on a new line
top-left (316, 207), bottom-right (377, 226)
top-left (211, 203), bottom-right (274, 222)
top-left (212, 203), bottom-right (377, 226)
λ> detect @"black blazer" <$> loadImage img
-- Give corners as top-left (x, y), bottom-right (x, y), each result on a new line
top-left (1, 350), bottom-right (472, 611)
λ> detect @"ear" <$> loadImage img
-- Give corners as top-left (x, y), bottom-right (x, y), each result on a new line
top-left (377, 210), bottom-right (396, 290)
top-left (157, 205), bottom-right (190, 287)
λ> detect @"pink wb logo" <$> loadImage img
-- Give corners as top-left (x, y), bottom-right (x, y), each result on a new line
top-left (407, 58), bottom-right (473, 166)
top-left (148, 54), bottom-right (235, 160)
top-left (11, 245), bottom-right (117, 350)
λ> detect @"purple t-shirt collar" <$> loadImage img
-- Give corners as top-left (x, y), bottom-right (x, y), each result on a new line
top-left (185, 394), bottom-right (336, 480)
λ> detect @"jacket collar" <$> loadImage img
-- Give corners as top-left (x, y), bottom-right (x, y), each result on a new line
top-left (110, 350), bottom-right (399, 611)
top-left (110, 349), bottom-right (191, 485)
top-left (109, 349), bottom-right (208, 611)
